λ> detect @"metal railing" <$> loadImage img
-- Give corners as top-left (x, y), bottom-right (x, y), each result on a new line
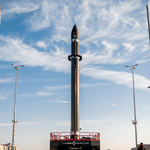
top-left (50, 132), bottom-right (100, 141)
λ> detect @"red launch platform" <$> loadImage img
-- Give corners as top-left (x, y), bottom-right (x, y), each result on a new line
top-left (50, 132), bottom-right (100, 150)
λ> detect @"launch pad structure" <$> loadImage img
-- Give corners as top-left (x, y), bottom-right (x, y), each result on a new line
top-left (50, 25), bottom-right (100, 150)
top-left (50, 132), bottom-right (100, 150)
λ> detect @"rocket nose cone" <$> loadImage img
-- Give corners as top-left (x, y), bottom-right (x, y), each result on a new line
top-left (71, 25), bottom-right (79, 39)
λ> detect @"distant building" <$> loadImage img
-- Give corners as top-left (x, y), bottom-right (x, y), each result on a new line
top-left (0, 143), bottom-right (19, 150)
top-left (131, 144), bottom-right (150, 150)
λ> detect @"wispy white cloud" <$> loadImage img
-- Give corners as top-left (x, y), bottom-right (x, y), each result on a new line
top-left (0, 92), bottom-right (11, 100)
top-left (37, 91), bottom-right (52, 97)
top-left (0, 0), bottom-right (149, 92)
top-left (80, 83), bottom-right (107, 88)
top-left (1, 0), bottom-right (149, 66)
top-left (2, 0), bottom-right (40, 17)
top-left (112, 104), bottom-right (117, 106)
top-left (1, 34), bottom-right (150, 91)
top-left (0, 78), bottom-right (14, 84)
top-left (21, 93), bottom-right (33, 97)
top-left (22, 83), bottom-right (105, 99)
top-left (21, 85), bottom-right (70, 98)
top-left (2, 0), bottom-right (148, 46)
top-left (123, 42), bottom-right (135, 52)
top-left (74, 0), bottom-right (145, 44)
top-left (0, 96), bottom-right (6, 100)
top-left (0, 35), bottom-right (69, 72)
top-left (103, 102), bottom-right (117, 106)
top-left (81, 40), bottom-right (148, 67)
top-left (36, 41), bottom-right (47, 49)
top-left (47, 100), bottom-right (70, 103)
top-left (80, 67), bottom-right (150, 91)
top-left (45, 85), bottom-right (70, 90)
top-left (21, 91), bottom-right (52, 97)
top-left (81, 41), bottom-right (128, 66)
top-left (27, 0), bottom-right (58, 31)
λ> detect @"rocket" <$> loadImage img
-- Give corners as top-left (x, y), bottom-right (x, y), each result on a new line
top-left (50, 25), bottom-right (100, 150)
top-left (68, 25), bottom-right (82, 137)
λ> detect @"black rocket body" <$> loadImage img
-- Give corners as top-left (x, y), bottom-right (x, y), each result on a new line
top-left (68, 25), bottom-right (82, 136)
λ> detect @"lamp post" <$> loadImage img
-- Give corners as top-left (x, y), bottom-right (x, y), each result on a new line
top-left (146, 5), bottom-right (150, 46)
top-left (12, 63), bottom-right (24, 146)
top-left (125, 64), bottom-right (138, 149)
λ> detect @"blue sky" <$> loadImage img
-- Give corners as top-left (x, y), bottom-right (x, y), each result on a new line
top-left (0, 0), bottom-right (150, 150)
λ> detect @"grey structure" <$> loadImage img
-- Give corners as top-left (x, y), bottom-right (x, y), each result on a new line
top-left (0, 143), bottom-right (18, 150)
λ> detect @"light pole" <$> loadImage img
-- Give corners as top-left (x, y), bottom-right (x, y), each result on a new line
top-left (12, 63), bottom-right (24, 146)
top-left (125, 64), bottom-right (138, 149)
top-left (146, 5), bottom-right (150, 46)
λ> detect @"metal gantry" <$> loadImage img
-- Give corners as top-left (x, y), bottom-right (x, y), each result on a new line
top-left (125, 64), bottom-right (138, 149)
top-left (11, 63), bottom-right (24, 146)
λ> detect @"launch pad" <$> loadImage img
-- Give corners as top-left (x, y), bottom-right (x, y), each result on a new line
top-left (50, 132), bottom-right (100, 150)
